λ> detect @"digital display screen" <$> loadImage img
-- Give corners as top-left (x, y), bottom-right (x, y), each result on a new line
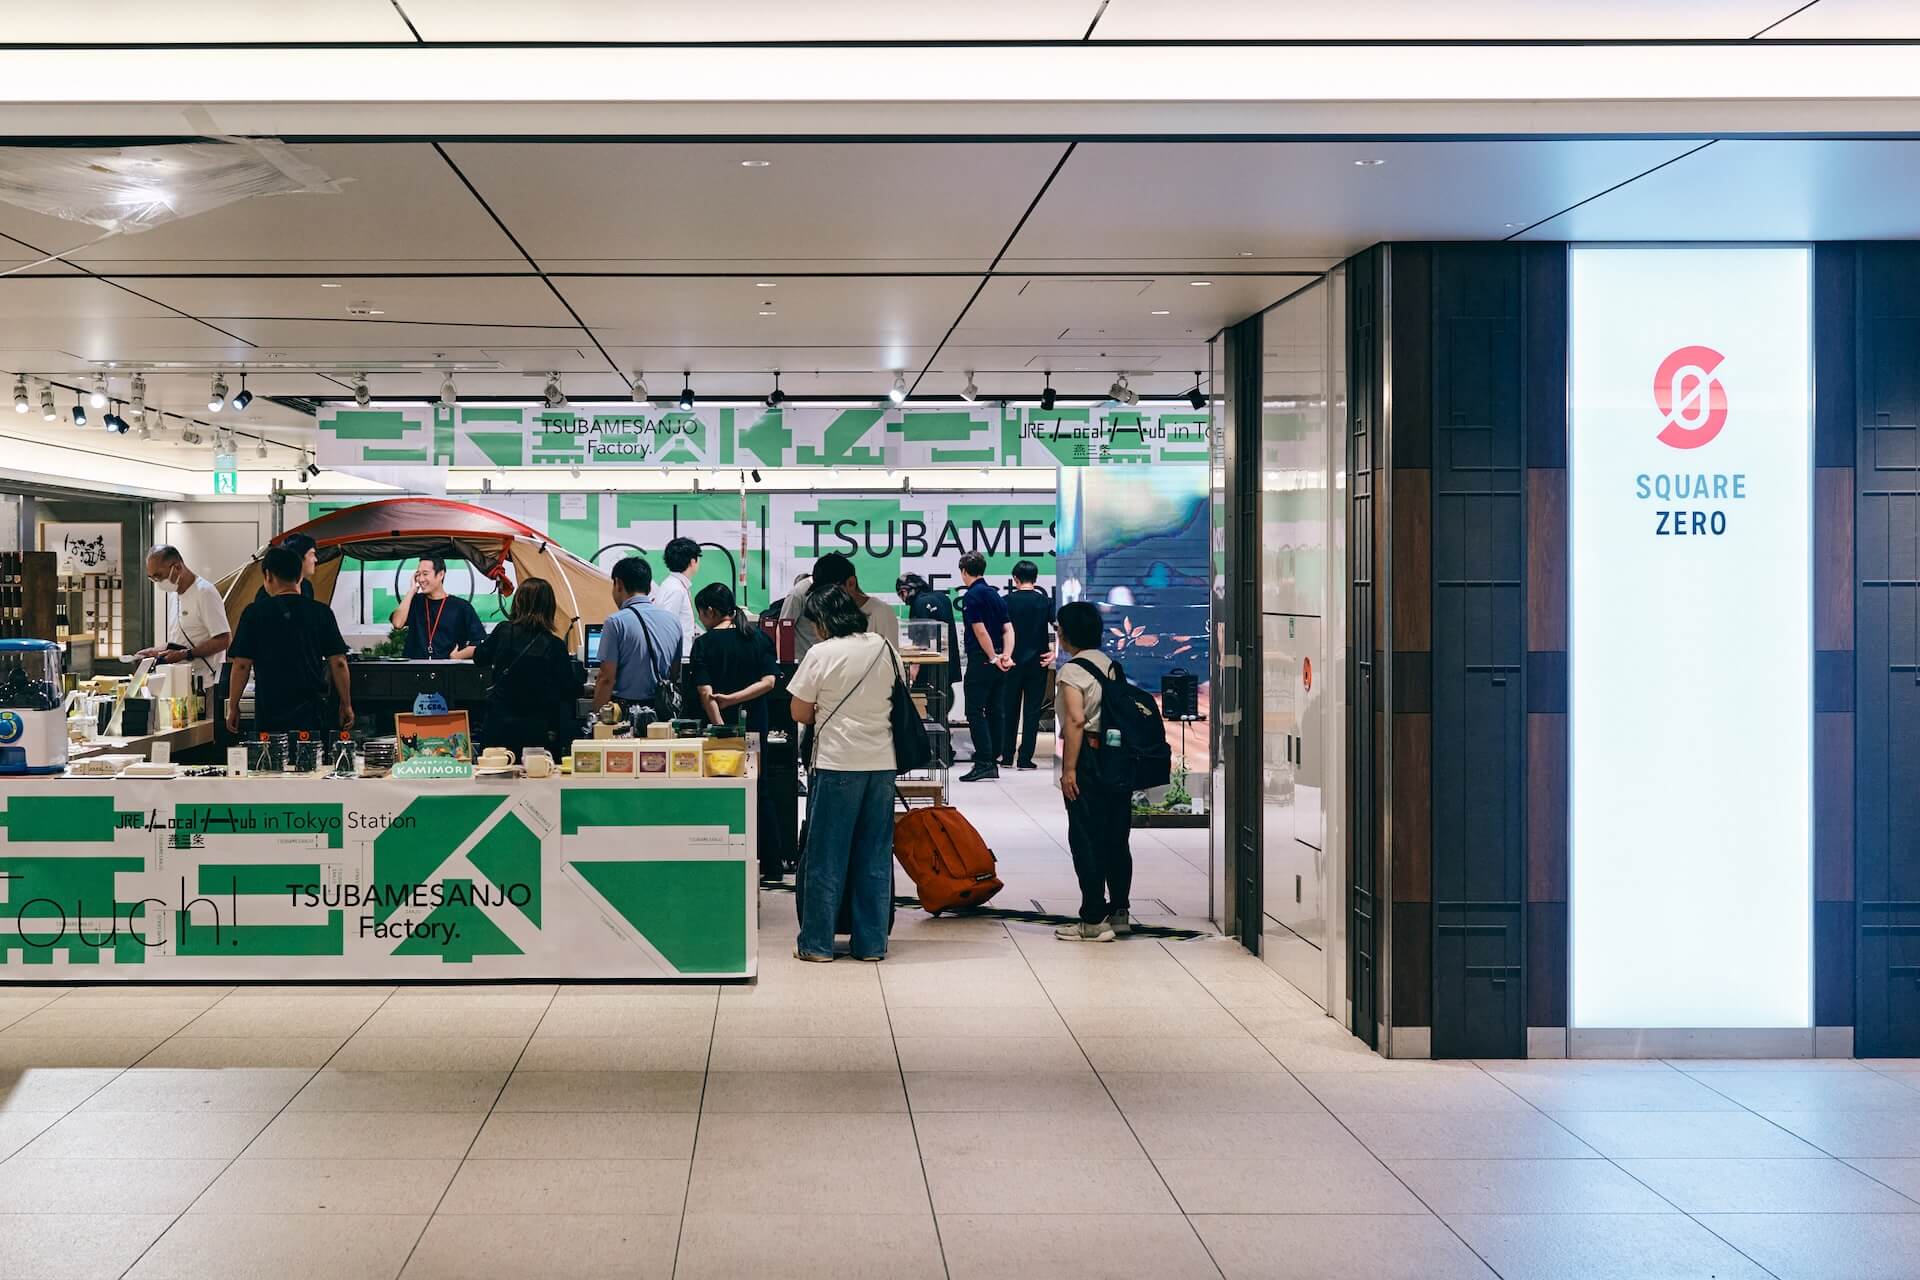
top-left (583, 624), bottom-right (603, 667)
top-left (1569, 246), bottom-right (1812, 1030)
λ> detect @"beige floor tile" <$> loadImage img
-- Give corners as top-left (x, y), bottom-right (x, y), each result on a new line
top-left (0, 1212), bottom-right (176, 1280)
top-left (940, 1213), bottom-right (1222, 1280)
top-left (911, 1109), bottom-right (1146, 1162)
top-left (22, 1110), bottom-right (275, 1159)
top-left (1127, 1110), bottom-right (1372, 1161)
top-left (1387, 1158), bottom-right (1674, 1214)
top-left (1055, 1005), bottom-right (1250, 1039)
top-left (699, 1070), bottom-right (906, 1114)
top-left (905, 1070), bottom-right (1118, 1114)
top-left (1762, 1109), bottom-right (1920, 1157)
top-left (386, 984), bottom-right (557, 1001)
top-left (550, 983), bottom-right (719, 1005)
top-left (1687, 1069), bottom-right (1920, 1112)
top-left (79, 1068), bottom-right (313, 1114)
top-left (493, 1070), bottom-right (704, 1113)
top-left (1697, 1212), bottom-right (1920, 1280)
top-left (0, 1067), bottom-right (121, 1113)
top-left (1485, 1068), bottom-right (1745, 1113)
top-left (175, 1004), bottom-right (375, 1039)
top-left (515, 1035), bottom-right (710, 1072)
top-left (686, 1113), bottom-right (928, 1213)
top-left (1296, 1070), bottom-right (1532, 1114)
top-left (1617, 1156), bottom-right (1920, 1213)
top-left (59, 988), bottom-right (228, 1008)
top-left (0, 1157), bottom-right (227, 1214)
top-left (216, 986), bottom-right (394, 1001)
top-left (1077, 1036), bottom-right (1280, 1073)
top-left (136, 1037), bottom-right (346, 1070)
top-left (248, 1111), bottom-right (485, 1159)
top-left (1551, 1110), bottom-right (1825, 1159)
top-left (0, 1111), bottom-right (58, 1159)
top-left (710, 1005), bottom-right (891, 1038)
top-left (882, 1006), bottom-right (1069, 1039)
top-left (286, 1070), bottom-right (504, 1113)
top-left (1100, 1070), bottom-right (1323, 1113)
top-left (0, 1037), bottom-right (163, 1069)
top-left (438, 1157), bottom-right (690, 1214)
top-left (5, 1008), bottom-right (201, 1038)
top-left (532, 1006), bottom-right (716, 1038)
top-left (326, 1035), bottom-right (528, 1072)
top-left (1157, 1156), bottom-right (1426, 1214)
top-left (894, 1035), bottom-right (1090, 1073)
top-left (706, 1035), bottom-right (897, 1072)
top-left (1447, 1212), bottom-right (1771, 1280)
top-left (675, 1211), bottom-right (944, 1280)
top-left (192, 1157), bottom-right (460, 1215)
top-left (1342, 1111), bottom-right (1602, 1159)
top-left (354, 1005), bottom-right (545, 1038)
top-left (468, 1110), bottom-right (698, 1159)
top-left (1194, 1213), bottom-right (1497, 1280)
top-left (401, 1212), bottom-right (680, 1279)
top-left (923, 1155), bottom-right (1179, 1214)
top-left (125, 1212), bottom-right (428, 1280)
top-left (1853, 1158), bottom-right (1920, 1203)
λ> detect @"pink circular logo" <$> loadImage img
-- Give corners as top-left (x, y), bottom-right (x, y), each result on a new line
top-left (1654, 345), bottom-right (1727, 450)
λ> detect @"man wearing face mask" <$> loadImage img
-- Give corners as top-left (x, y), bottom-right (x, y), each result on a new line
top-left (136, 544), bottom-right (231, 689)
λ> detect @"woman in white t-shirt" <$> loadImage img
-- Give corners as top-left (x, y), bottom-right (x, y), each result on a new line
top-left (787, 585), bottom-right (905, 962)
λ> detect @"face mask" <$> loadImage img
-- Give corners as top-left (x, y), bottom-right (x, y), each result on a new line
top-left (153, 574), bottom-right (179, 595)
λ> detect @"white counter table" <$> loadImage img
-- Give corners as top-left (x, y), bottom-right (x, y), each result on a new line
top-left (0, 772), bottom-right (757, 982)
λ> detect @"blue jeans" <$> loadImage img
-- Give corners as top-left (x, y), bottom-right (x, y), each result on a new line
top-left (797, 768), bottom-right (896, 959)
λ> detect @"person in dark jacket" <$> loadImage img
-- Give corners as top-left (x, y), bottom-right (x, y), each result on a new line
top-left (896, 573), bottom-right (957, 723)
top-left (474, 578), bottom-right (584, 760)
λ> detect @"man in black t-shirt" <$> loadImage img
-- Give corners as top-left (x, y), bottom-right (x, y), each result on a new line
top-left (251, 532), bottom-right (318, 605)
top-left (389, 556), bottom-right (488, 660)
top-left (998, 559), bottom-right (1055, 770)
top-left (227, 545), bottom-right (354, 736)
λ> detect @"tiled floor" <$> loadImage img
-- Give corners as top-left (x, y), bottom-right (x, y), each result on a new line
top-left (0, 770), bottom-right (1914, 1278)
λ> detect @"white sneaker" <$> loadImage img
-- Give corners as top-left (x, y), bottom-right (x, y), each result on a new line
top-left (1108, 910), bottom-right (1132, 937)
top-left (1055, 921), bottom-right (1116, 942)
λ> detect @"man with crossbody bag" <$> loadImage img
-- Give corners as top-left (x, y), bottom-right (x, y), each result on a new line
top-left (591, 556), bottom-right (686, 722)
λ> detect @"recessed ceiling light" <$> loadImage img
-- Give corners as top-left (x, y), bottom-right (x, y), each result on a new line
top-left (1504, 222), bottom-right (1519, 228)
top-left (1151, 309), bottom-right (1171, 316)
top-left (1237, 251), bottom-right (1254, 257)
top-left (758, 309), bottom-right (777, 316)
top-left (1354, 158), bottom-right (1385, 167)
top-left (754, 282), bottom-right (777, 288)
top-left (740, 160), bottom-right (770, 168)
top-left (368, 309), bottom-right (386, 316)
top-left (1188, 280), bottom-right (1212, 287)
top-left (320, 282), bottom-right (342, 288)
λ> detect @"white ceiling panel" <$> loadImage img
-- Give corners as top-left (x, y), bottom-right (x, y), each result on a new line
top-left (12, 0), bottom-right (412, 41)
top-left (404, 0), bottom-right (1100, 41)
top-left (130, 276), bottom-right (577, 329)
top-left (959, 274), bottom-right (1303, 345)
top-left (444, 143), bottom-right (1066, 268)
top-left (1011, 141), bottom-right (1701, 263)
top-left (1762, 0), bottom-right (1920, 37)
top-left (0, 277), bottom-right (179, 321)
top-left (1518, 140), bottom-right (1920, 241)
top-left (0, 145), bottom-right (523, 272)
top-left (1097, 0), bottom-right (1806, 39)
top-left (560, 276), bottom-right (976, 350)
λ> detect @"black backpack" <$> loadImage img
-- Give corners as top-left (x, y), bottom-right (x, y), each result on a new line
top-left (1069, 657), bottom-right (1172, 792)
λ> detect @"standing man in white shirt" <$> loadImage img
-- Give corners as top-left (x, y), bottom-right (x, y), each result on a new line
top-left (136, 545), bottom-right (232, 688)
top-left (655, 536), bottom-right (702, 660)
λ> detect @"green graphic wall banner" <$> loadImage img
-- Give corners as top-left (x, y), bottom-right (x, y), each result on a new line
top-left (315, 404), bottom-right (1211, 472)
top-left (0, 778), bottom-right (756, 981)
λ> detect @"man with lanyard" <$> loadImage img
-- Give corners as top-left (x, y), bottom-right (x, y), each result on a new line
top-left (591, 556), bottom-right (685, 718)
top-left (226, 544), bottom-right (354, 736)
top-left (136, 544), bottom-right (231, 690)
top-left (389, 556), bottom-right (488, 660)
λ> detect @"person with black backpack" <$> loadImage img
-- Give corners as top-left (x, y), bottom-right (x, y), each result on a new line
top-left (1053, 601), bottom-right (1138, 942)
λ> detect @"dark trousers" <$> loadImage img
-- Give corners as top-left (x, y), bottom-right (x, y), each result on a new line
top-left (1066, 770), bottom-right (1133, 924)
top-left (998, 659), bottom-right (1047, 766)
top-left (962, 659), bottom-right (1005, 764)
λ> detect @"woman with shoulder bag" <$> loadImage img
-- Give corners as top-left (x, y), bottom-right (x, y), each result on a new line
top-left (786, 584), bottom-right (907, 962)
top-left (474, 578), bottom-right (585, 761)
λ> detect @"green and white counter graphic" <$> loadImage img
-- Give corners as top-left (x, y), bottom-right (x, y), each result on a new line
top-left (316, 403), bottom-right (1211, 472)
top-left (0, 778), bottom-right (756, 981)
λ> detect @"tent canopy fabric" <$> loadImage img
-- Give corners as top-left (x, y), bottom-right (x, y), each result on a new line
top-left (216, 498), bottom-right (611, 649)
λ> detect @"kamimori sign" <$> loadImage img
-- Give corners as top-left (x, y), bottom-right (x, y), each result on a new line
top-left (315, 403), bottom-right (1212, 471)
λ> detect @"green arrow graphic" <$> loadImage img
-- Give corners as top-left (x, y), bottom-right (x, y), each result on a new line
top-left (738, 409), bottom-right (793, 468)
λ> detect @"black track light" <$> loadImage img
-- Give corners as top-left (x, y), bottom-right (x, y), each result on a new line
top-left (1187, 371), bottom-right (1206, 411)
top-left (231, 374), bottom-right (253, 412)
top-left (71, 398), bottom-right (87, 428)
top-left (960, 373), bottom-right (978, 404)
top-left (353, 373), bottom-right (371, 407)
top-left (765, 372), bottom-right (786, 408)
top-left (543, 372), bottom-right (565, 408)
top-left (678, 372), bottom-right (695, 411)
top-left (1040, 374), bottom-right (1057, 413)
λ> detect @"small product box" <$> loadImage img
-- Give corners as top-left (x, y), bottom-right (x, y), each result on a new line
top-left (645, 721), bottom-right (674, 740)
top-left (571, 739), bottom-right (605, 775)
top-left (602, 742), bottom-right (638, 776)
top-left (667, 739), bottom-right (705, 779)
top-left (634, 742), bottom-right (670, 776)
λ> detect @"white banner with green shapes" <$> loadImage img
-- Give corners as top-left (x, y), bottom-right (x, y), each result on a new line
top-left (315, 403), bottom-right (1212, 471)
top-left (0, 777), bottom-right (756, 980)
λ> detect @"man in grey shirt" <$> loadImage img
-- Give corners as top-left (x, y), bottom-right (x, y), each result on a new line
top-left (779, 552), bottom-right (898, 662)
